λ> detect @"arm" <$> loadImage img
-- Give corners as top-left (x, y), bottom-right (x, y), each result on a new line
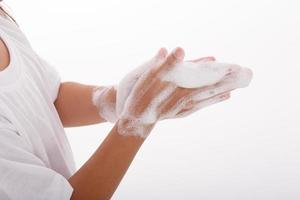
top-left (54, 82), bottom-right (116, 127)
top-left (66, 48), bottom-right (177, 199)
top-left (68, 121), bottom-right (154, 200)
top-left (64, 46), bottom-right (250, 199)
top-left (0, 37), bottom-right (10, 71)
top-left (52, 55), bottom-right (237, 128)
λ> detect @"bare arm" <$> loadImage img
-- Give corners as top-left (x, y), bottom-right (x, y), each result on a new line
top-left (54, 82), bottom-right (116, 127)
top-left (66, 48), bottom-right (181, 199)
top-left (68, 121), bottom-right (153, 200)
top-left (0, 37), bottom-right (10, 71)
top-left (62, 47), bottom-right (248, 199)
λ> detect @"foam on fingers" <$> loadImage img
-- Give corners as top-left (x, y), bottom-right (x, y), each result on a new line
top-left (161, 61), bottom-right (244, 88)
top-left (116, 51), bottom-right (166, 116)
top-left (235, 67), bottom-right (253, 88)
top-left (175, 92), bottom-right (231, 118)
top-left (191, 67), bottom-right (253, 102)
top-left (114, 50), bottom-right (253, 138)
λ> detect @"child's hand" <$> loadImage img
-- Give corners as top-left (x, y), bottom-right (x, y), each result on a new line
top-left (93, 47), bottom-right (252, 138)
top-left (116, 47), bottom-right (241, 138)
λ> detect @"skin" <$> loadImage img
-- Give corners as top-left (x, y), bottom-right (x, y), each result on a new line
top-left (56, 48), bottom-right (231, 199)
top-left (0, 39), bottom-right (230, 199)
top-left (0, 6), bottom-right (12, 71)
top-left (116, 48), bottom-right (229, 137)
top-left (54, 82), bottom-right (107, 127)
top-left (0, 38), bottom-right (9, 71)
top-left (0, 6), bottom-right (235, 196)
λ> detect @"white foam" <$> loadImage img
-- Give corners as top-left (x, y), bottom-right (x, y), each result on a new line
top-left (140, 84), bottom-right (177, 124)
top-left (92, 86), bottom-right (117, 123)
top-left (116, 56), bottom-right (164, 117)
top-left (161, 61), bottom-right (245, 88)
top-left (111, 58), bottom-right (252, 138)
top-left (191, 67), bottom-right (253, 102)
top-left (117, 117), bottom-right (153, 138)
top-left (92, 45), bottom-right (253, 138)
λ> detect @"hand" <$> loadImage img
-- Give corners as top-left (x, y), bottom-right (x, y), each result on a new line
top-left (116, 47), bottom-right (238, 138)
top-left (160, 56), bottom-right (252, 119)
top-left (92, 56), bottom-right (240, 123)
top-left (94, 47), bottom-right (252, 138)
top-left (91, 51), bottom-right (216, 123)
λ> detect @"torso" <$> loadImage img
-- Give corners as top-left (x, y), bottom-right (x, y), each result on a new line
top-left (0, 12), bottom-right (76, 178)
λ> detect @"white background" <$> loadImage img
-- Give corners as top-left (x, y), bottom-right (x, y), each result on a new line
top-left (4, 0), bottom-right (300, 199)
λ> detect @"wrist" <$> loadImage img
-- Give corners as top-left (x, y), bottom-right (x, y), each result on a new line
top-left (92, 85), bottom-right (117, 123)
top-left (116, 118), bottom-right (156, 139)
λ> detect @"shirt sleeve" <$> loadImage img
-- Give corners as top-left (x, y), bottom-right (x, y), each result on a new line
top-left (37, 56), bottom-right (62, 102)
top-left (0, 118), bottom-right (73, 200)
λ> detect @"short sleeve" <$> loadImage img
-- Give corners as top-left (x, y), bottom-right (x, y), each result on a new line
top-left (37, 56), bottom-right (62, 102)
top-left (0, 117), bottom-right (73, 200)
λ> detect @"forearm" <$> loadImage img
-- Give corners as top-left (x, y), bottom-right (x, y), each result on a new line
top-left (54, 82), bottom-right (108, 127)
top-left (68, 121), bottom-right (153, 200)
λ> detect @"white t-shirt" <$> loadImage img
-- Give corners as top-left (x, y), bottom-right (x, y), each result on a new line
top-left (0, 14), bottom-right (76, 199)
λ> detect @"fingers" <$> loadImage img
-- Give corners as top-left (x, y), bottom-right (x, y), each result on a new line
top-left (157, 68), bottom-right (230, 117)
top-left (116, 63), bottom-right (151, 116)
top-left (125, 47), bottom-right (184, 108)
top-left (174, 92), bottom-right (230, 118)
top-left (157, 64), bottom-right (250, 120)
top-left (139, 83), bottom-right (177, 124)
top-left (157, 67), bottom-right (234, 115)
top-left (190, 67), bottom-right (252, 102)
top-left (117, 48), bottom-right (169, 116)
top-left (154, 47), bottom-right (168, 60)
top-left (187, 91), bottom-right (230, 110)
top-left (133, 81), bottom-right (173, 119)
top-left (157, 85), bottom-right (190, 116)
top-left (161, 61), bottom-right (242, 89)
top-left (152, 47), bottom-right (185, 76)
top-left (187, 56), bottom-right (216, 63)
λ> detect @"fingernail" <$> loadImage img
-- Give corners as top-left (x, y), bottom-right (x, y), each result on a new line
top-left (155, 48), bottom-right (167, 60)
top-left (173, 47), bottom-right (184, 60)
